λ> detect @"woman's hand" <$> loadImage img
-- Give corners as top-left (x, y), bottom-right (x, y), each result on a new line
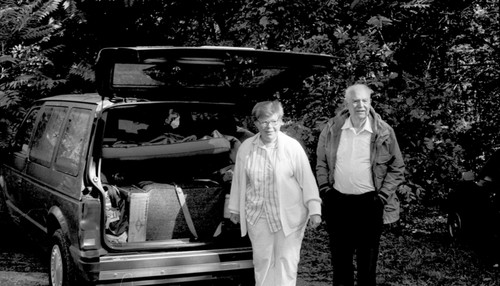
top-left (230, 213), bottom-right (240, 224)
top-left (309, 214), bottom-right (322, 229)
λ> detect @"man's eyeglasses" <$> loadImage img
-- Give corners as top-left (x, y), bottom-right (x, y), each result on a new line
top-left (257, 120), bottom-right (280, 127)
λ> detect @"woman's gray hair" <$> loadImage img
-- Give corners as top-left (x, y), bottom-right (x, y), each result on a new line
top-left (252, 101), bottom-right (284, 120)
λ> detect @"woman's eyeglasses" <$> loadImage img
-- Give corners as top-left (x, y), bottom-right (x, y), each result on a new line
top-left (257, 120), bottom-right (279, 127)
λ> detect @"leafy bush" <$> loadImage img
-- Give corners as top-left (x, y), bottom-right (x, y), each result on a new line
top-left (1, 0), bottom-right (499, 212)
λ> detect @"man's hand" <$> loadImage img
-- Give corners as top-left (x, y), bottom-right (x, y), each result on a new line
top-left (376, 194), bottom-right (387, 208)
top-left (319, 185), bottom-right (332, 199)
top-left (230, 213), bottom-right (240, 224)
top-left (309, 214), bottom-right (322, 229)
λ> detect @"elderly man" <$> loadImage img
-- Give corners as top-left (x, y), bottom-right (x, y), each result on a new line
top-left (316, 84), bottom-right (405, 286)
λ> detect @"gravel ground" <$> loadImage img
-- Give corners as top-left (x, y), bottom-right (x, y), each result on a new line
top-left (0, 271), bottom-right (48, 286)
top-left (297, 278), bottom-right (330, 286)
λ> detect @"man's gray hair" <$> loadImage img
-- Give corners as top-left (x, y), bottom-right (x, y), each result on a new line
top-left (344, 84), bottom-right (373, 101)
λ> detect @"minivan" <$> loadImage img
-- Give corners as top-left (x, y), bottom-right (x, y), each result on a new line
top-left (0, 46), bottom-right (333, 285)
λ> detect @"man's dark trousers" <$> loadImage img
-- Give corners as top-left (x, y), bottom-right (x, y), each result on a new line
top-left (323, 189), bottom-right (384, 286)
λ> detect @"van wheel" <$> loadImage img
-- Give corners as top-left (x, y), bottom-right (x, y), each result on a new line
top-left (49, 230), bottom-right (75, 286)
top-left (447, 211), bottom-right (463, 241)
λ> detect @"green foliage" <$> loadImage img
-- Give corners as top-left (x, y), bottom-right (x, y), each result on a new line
top-left (0, 0), bottom-right (93, 146)
top-left (1, 0), bottom-right (64, 47)
top-left (0, 0), bottom-right (499, 212)
top-left (69, 62), bottom-right (95, 82)
top-left (378, 1), bottom-right (500, 204)
top-left (0, 1), bottom-right (498, 282)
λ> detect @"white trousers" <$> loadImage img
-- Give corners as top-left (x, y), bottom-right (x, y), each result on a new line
top-left (247, 217), bottom-right (305, 286)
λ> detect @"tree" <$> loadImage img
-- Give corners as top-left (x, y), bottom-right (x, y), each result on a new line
top-left (0, 0), bottom-right (498, 209)
top-left (0, 0), bottom-right (93, 148)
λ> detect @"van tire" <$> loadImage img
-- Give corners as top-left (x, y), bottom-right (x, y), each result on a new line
top-left (49, 229), bottom-right (76, 286)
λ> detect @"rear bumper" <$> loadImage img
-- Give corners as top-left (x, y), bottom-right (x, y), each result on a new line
top-left (77, 247), bottom-right (253, 285)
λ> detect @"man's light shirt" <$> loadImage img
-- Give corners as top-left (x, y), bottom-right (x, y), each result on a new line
top-left (333, 116), bottom-right (375, 194)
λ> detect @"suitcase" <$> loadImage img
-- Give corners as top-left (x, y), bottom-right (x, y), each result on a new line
top-left (140, 182), bottom-right (225, 241)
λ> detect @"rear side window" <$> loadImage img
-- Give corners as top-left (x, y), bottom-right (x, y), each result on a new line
top-left (54, 108), bottom-right (92, 176)
top-left (13, 107), bottom-right (41, 154)
top-left (29, 106), bottom-right (68, 166)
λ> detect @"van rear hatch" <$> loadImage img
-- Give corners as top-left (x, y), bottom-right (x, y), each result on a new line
top-left (95, 46), bottom-right (334, 102)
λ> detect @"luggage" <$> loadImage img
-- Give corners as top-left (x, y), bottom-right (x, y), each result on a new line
top-left (116, 182), bottom-right (225, 242)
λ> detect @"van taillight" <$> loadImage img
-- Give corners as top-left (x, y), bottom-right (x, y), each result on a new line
top-left (79, 197), bottom-right (102, 250)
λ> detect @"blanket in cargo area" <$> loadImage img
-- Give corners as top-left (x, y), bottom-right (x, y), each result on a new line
top-left (135, 183), bottom-right (225, 241)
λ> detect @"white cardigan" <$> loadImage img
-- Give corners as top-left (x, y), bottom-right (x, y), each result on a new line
top-left (228, 131), bottom-right (321, 237)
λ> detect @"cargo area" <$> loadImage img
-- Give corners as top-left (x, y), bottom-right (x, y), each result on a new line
top-left (98, 102), bottom-right (251, 245)
top-left (101, 181), bottom-right (228, 244)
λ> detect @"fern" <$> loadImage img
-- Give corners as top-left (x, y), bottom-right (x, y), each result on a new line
top-left (0, 4), bottom-right (18, 23)
top-left (0, 89), bottom-right (21, 109)
top-left (0, 0), bottom-right (18, 9)
top-left (401, 0), bottom-right (433, 10)
top-left (62, 0), bottom-right (78, 16)
top-left (0, 0), bottom-right (66, 44)
top-left (32, 78), bottom-right (67, 91)
top-left (70, 62), bottom-right (95, 82)
top-left (41, 44), bottom-right (65, 57)
top-left (5, 75), bottom-right (36, 90)
top-left (34, 0), bottom-right (64, 21)
top-left (0, 6), bottom-right (23, 41)
top-left (21, 25), bottom-right (56, 41)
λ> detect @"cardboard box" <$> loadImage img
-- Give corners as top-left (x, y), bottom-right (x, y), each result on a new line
top-left (123, 186), bottom-right (150, 242)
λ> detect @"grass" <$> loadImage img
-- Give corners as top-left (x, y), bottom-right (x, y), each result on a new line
top-left (298, 208), bottom-right (500, 286)
top-left (3, 195), bottom-right (500, 285)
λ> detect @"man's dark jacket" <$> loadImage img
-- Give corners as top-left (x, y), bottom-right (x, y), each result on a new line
top-left (316, 108), bottom-right (405, 224)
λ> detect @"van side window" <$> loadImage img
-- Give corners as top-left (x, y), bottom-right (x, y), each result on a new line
top-left (54, 108), bottom-right (92, 176)
top-left (13, 107), bottom-right (41, 154)
top-left (30, 106), bottom-right (68, 167)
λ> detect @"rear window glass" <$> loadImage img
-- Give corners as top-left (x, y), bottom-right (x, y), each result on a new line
top-left (30, 106), bottom-right (68, 166)
top-left (112, 62), bottom-right (283, 88)
top-left (54, 108), bottom-right (92, 176)
top-left (13, 107), bottom-right (41, 154)
top-left (103, 104), bottom-right (241, 146)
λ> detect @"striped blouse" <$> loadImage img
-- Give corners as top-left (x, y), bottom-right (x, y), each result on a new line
top-left (244, 139), bottom-right (282, 232)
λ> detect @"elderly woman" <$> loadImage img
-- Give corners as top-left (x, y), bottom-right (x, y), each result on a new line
top-left (228, 101), bottom-right (322, 286)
